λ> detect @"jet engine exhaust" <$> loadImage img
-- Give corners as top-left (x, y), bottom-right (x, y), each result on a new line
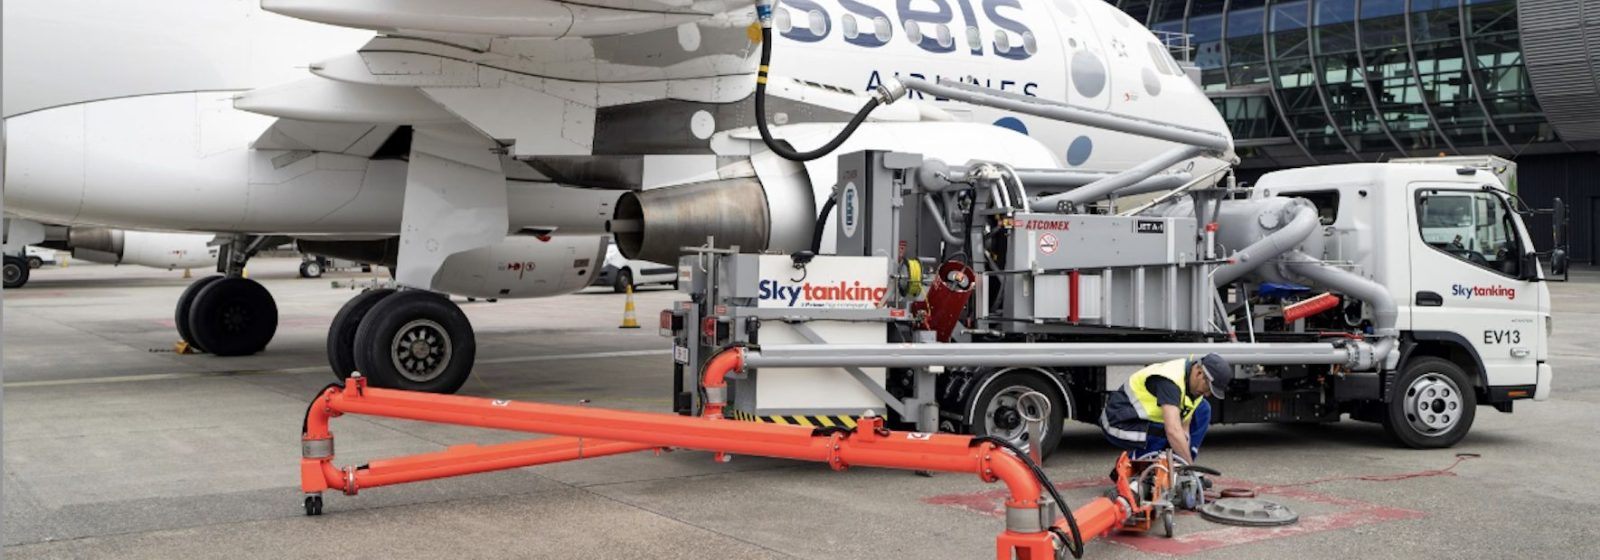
top-left (611, 177), bottom-right (771, 264)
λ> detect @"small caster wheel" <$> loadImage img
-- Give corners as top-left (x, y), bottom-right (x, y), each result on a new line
top-left (304, 494), bottom-right (323, 516)
top-left (487, 298), bottom-right (498, 303)
top-left (467, 297), bottom-right (477, 302)
top-left (1160, 509), bottom-right (1174, 538)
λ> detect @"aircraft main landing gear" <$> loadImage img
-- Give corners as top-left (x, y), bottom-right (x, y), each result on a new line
top-left (327, 290), bottom-right (475, 394)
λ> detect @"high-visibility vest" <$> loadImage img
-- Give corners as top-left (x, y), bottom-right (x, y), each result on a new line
top-left (1127, 359), bottom-right (1202, 424)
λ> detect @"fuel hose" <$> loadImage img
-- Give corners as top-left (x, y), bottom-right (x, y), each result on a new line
top-left (753, 1), bottom-right (887, 162)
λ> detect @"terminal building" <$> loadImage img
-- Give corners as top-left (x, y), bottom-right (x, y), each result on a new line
top-left (1108, 0), bottom-right (1600, 263)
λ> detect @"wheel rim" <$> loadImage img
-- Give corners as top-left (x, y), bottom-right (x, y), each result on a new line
top-left (390, 319), bottom-right (453, 383)
top-left (1402, 372), bottom-right (1464, 437)
top-left (218, 302), bottom-right (252, 334)
top-left (983, 385), bottom-right (1049, 452)
top-left (3, 264), bottom-right (19, 284)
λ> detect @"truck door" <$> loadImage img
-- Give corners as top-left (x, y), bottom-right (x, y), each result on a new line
top-left (1409, 186), bottom-right (1541, 387)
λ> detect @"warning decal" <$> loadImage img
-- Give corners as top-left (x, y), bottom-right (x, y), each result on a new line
top-left (1038, 233), bottom-right (1059, 255)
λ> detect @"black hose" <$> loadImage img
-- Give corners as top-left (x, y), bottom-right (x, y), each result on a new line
top-left (811, 195), bottom-right (838, 253)
top-left (754, 26), bottom-right (881, 162)
top-left (969, 436), bottom-right (1084, 558)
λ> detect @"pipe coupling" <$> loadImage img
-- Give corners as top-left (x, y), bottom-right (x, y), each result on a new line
top-left (1006, 505), bottom-right (1047, 533)
top-left (875, 79), bottom-right (908, 104)
top-left (703, 387), bottom-right (726, 404)
top-left (301, 437), bottom-right (334, 459)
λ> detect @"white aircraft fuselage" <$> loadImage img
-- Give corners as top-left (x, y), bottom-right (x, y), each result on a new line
top-left (3, 0), bottom-right (1231, 238)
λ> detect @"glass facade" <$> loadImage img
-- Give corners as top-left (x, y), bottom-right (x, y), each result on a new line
top-left (1109, 0), bottom-right (1561, 167)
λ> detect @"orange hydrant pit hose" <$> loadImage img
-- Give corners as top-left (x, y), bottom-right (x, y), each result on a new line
top-left (298, 371), bottom-right (1078, 558)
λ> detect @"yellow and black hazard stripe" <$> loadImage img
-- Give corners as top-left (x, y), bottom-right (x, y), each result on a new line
top-left (728, 409), bottom-right (859, 429)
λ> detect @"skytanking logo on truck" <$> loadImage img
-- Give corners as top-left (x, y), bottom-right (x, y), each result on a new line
top-left (1451, 283), bottom-right (1516, 300)
top-left (756, 255), bottom-right (889, 309)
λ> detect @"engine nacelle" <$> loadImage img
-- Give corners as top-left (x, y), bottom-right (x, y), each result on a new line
top-left (66, 228), bottom-right (218, 269)
top-left (611, 122), bottom-right (1062, 263)
top-left (299, 235), bottom-right (606, 299)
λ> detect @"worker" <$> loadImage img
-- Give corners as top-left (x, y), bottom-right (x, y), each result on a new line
top-left (1098, 354), bottom-right (1233, 464)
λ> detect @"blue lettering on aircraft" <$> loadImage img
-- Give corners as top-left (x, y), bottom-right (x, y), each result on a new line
top-left (778, 0), bottom-right (1035, 60)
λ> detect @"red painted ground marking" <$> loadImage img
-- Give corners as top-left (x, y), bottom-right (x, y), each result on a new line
top-left (923, 476), bottom-right (1426, 556)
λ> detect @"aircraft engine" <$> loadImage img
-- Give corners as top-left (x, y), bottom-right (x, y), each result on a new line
top-left (66, 228), bottom-right (218, 270)
top-left (610, 122), bottom-right (1063, 264)
top-left (299, 235), bottom-right (607, 299)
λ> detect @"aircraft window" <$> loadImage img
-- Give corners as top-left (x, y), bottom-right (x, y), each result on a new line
top-left (1022, 31), bottom-right (1037, 55)
top-left (873, 17), bottom-right (893, 41)
top-left (904, 19), bottom-right (923, 44)
top-left (1417, 190), bottom-right (1522, 277)
top-left (774, 7), bottom-right (792, 33)
top-left (807, 9), bottom-right (826, 36)
top-left (994, 29), bottom-right (1012, 53)
top-left (842, 14), bottom-right (858, 39)
top-left (936, 24), bottom-right (953, 48)
top-left (967, 26), bottom-right (982, 52)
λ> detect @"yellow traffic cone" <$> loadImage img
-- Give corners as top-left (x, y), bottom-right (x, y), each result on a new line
top-left (619, 284), bottom-right (641, 329)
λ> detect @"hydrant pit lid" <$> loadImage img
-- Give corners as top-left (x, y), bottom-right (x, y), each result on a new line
top-left (1198, 497), bottom-right (1299, 527)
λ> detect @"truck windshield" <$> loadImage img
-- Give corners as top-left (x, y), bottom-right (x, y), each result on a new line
top-left (1418, 190), bottom-right (1522, 277)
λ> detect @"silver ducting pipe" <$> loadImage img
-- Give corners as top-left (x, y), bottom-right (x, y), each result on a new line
top-left (1212, 202), bottom-right (1319, 286)
top-left (1284, 251), bottom-right (1399, 369)
top-left (1011, 170), bottom-right (1193, 193)
top-left (743, 342), bottom-right (1366, 369)
top-left (892, 78), bottom-right (1232, 152)
top-left (610, 177), bottom-right (770, 264)
top-left (1031, 145), bottom-right (1206, 210)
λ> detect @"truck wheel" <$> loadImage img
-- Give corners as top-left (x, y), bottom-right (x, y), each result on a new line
top-left (299, 260), bottom-right (324, 278)
top-left (1383, 357), bottom-right (1476, 449)
top-left (3, 256), bottom-right (29, 289)
top-left (613, 268), bottom-right (634, 294)
top-left (27, 256), bottom-right (44, 269)
top-left (965, 369), bottom-right (1067, 459)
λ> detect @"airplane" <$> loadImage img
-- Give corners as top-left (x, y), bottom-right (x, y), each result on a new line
top-left (3, 0), bottom-right (1234, 393)
top-left (3, 218), bottom-right (219, 289)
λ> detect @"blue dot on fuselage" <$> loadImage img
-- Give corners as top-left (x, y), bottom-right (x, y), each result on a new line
top-left (993, 117), bottom-right (1028, 135)
top-left (1067, 136), bottom-right (1094, 166)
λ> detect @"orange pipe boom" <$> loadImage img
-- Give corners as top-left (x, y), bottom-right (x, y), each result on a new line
top-left (300, 348), bottom-right (1127, 558)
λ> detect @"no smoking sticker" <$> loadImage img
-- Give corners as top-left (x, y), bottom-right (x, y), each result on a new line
top-left (1038, 233), bottom-right (1059, 255)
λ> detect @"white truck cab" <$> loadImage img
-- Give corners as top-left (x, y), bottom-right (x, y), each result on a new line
top-left (1256, 159), bottom-right (1554, 445)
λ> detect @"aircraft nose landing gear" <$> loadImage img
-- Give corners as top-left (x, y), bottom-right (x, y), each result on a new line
top-left (172, 236), bottom-right (280, 355)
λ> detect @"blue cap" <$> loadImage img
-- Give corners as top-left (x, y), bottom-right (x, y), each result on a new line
top-left (1198, 353), bottom-right (1233, 398)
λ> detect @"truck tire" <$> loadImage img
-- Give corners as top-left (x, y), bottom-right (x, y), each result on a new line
top-left (299, 260), bottom-right (324, 278)
top-left (1383, 357), bottom-right (1476, 448)
top-left (965, 369), bottom-right (1068, 459)
top-left (27, 256), bottom-right (44, 269)
top-left (613, 268), bottom-right (634, 294)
